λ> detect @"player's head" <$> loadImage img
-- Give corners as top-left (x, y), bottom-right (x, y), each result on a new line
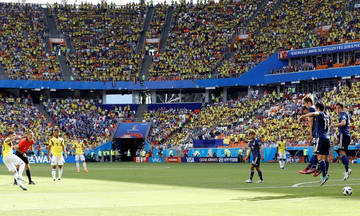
top-left (54, 128), bottom-right (60, 137)
top-left (8, 130), bottom-right (15, 139)
top-left (336, 102), bottom-right (344, 114)
top-left (315, 102), bottom-right (325, 112)
top-left (248, 129), bottom-right (255, 140)
top-left (302, 94), bottom-right (314, 108)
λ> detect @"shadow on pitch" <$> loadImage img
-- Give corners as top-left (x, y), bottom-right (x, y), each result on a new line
top-left (233, 194), bottom-right (310, 201)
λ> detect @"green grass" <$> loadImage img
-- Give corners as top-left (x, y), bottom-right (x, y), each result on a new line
top-left (0, 162), bottom-right (358, 216)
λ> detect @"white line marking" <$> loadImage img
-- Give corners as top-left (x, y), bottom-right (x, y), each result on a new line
top-left (292, 178), bottom-right (360, 187)
top-left (230, 179), bottom-right (360, 190)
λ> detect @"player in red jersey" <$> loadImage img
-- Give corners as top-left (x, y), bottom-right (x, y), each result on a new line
top-left (14, 131), bottom-right (36, 185)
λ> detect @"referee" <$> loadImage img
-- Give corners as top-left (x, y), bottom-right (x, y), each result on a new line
top-left (14, 131), bottom-right (36, 185)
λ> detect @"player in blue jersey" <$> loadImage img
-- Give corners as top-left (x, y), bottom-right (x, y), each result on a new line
top-left (333, 103), bottom-right (352, 180)
top-left (244, 130), bottom-right (264, 183)
top-left (299, 102), bottom-right (331, 186)
top-left (299, 94), bottom-right (319, 175)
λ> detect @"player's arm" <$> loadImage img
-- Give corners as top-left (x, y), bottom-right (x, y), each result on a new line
top-left (47, 140), bottom-right (52, 160)
top-left (298, 112), bottom-right (318, 121)
top-left (309, 117), bottom-right (314, 138)
top-left (333, 119), bottom-right (346, 127)
top-left (29, 142), bottom-right (36, 158)
top-left (244, 146), bottom-right (251, 161)
top-left (62, 141), bottom-right (67, 158)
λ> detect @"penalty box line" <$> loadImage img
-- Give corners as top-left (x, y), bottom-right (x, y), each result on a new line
top-left (229, 178), bottom-right (360, 190)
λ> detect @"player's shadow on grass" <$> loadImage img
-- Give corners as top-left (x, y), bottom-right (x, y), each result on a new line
top-left (233, 194), bottom-right (310, 201)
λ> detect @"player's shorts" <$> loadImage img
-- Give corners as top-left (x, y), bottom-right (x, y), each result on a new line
top-left (338, 133), bottom-right (351, 152)
top-left (278, 152), bottom-right (286, 160)
top-left (15, 151), bottom-right (29, 164)
top-left (4, 154), bottom-right (24, 172)
top-left (315, 138), bottom-right (330, 155)
top-left (251, 156), bottom-right (261, 167)
top-left (51, 156), bottom-right (65, 166)
top-left (75, 154), bottom-right (85, 161)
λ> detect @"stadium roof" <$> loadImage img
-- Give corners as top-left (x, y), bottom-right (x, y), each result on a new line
top-left (0, 0), bottom-right (216, 5)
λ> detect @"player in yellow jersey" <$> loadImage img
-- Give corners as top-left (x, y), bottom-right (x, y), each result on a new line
top-left (1, 131), bottom-right (27, 190)
top-left (72, 137), bottom-right (88, 173)
top-left (48, 128), bottom-right (67, 181)
top-left (277, 137), bottom-right (286, 170)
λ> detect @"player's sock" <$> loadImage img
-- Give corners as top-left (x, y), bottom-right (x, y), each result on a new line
top-left (59, 167), bottom-right (63, 179)
top-left (83, 162), bottom-right (87, 170)
top-left (26, 169), bottom-right (32, 182)
top-left (311, 155), bottom-right (318, 169)
top-left (52, 169), bottom-right (56, 180)
top-left (325, 160), bottom-right (329, 173)
top-left (257, 170), bottom-right (263, 181)
top-left (19, 163), bottom-right (25, 177)
top-left (306, 155), bottom-right (315, 169)
top-left (76, 162), bottom-right (80, 170)
top-left (13, 172), bottom-right (19, 180)
top-left (250, 171), bottom-right (254, 180)
top-left (278, 160), bottom-right (281, 168)
top-left (319, 160), bottom-right (327, 177)
top-left (341, 155), bottom-right (349, 172)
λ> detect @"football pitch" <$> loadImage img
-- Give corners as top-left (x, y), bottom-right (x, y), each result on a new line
top-left (0, 162), bottom-right (358, 216)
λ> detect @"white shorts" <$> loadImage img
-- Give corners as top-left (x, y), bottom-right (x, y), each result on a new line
top-left (278, 152), bottom-right (286, 160)
top-left (51, 156), bottom-right (65, 166)
top-left (4, 154), bottom-right (24, 172)
top-left (75, 154), bottom-right (85, 162)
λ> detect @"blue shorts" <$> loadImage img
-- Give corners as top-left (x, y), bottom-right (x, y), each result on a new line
top-left (338, 133), bottom-right (350, 152)
top-left (315, 138), bottom-right (330, 155)
top-left (251, 156), bottom-right (261, 167)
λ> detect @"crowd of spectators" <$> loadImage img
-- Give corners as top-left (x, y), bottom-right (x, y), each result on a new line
top-left (43, 98), bottom-right (131, 147)
top-left (55, 2), bottom-right (145, 81)
top-left (148, 0), bottom-right (259, 80)
top-left (228, 0), bottom-right (360, 77)
top-left (0, 3), bottom-right (61, 80)
top-left (1, 1), bottom-right (360, 81)
top-left (147, 81), bottom-right (360, 150)
top-left (147, 3), bottom-right (168, 40)
top-left (144, 107), bottom-right (194, 147)
top-left (0, 95), bottom-right (137, 155)
top-left (0, 95), bottom-right (54, 154)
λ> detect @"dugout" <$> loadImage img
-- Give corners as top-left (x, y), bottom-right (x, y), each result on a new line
top-left (112, 122), bottom-right (151, 161)
top-left (112, 138), bottom-right (144, 161)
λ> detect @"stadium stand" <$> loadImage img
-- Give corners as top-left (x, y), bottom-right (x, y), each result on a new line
top-left (0, 95), bottom-right (52, 152)
top-left (144, 107), bottom-right (194, 147)
top-left (147, 3), bottom-right (167, 40)
top-left (55, 2), bottom-right (144, 81)
top-left (0, 3), bottom-right (61, 80)
top-left (148, 0), bottom-right (259, 80)
top-left (229, 0), bottom-right (360, 76)
top-left (43, 98), bottom-right (132, 146)
top-left (145, 82), bottom-right (360, 148)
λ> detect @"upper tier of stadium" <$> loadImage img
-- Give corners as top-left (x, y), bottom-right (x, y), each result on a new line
top-left (0, 0), bottom-right (359, 88)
